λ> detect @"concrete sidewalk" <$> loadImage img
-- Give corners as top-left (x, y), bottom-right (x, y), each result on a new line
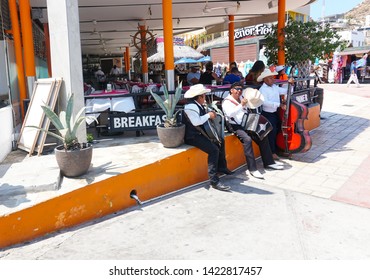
top-left (1, 83), bottom-right (370, 259)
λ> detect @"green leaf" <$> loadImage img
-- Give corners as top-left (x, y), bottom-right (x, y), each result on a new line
top-left (150, 82), bottom-right (183, 127)
top-left (150, 90), bottom-right (169, 115)
top-left (26, 125), bottom-right (65, 143)
top-left (59, 111), bottom-right (67, 130)
top-left (41, 105), bottom-right (64, 131)
top-left (65, 93), bottom-right (74, 132)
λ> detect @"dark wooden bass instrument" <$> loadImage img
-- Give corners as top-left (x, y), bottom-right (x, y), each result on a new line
top-left (276, 69), bottom-right (312, 156)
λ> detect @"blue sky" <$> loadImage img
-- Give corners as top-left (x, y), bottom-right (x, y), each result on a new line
top-left (310, 0), bottom-right (364, 20)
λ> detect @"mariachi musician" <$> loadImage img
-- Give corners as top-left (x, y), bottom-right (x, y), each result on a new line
top-left (222, 82), bottom-right (283, 180)
top-left (257, 69), bottom-right (294, 159)
top-left (183, 84), bottom-right (233, 192)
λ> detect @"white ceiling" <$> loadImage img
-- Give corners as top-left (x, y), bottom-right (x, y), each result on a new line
top-left (29, 0), bottom-right (315, 57)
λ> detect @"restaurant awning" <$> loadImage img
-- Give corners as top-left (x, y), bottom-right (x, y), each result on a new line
top-left (338, 47), bottom-right (370, 56)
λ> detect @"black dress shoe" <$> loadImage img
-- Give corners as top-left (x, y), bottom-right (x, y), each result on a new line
top-left (211, 182), bottom-right (231, 191)
top-left (218, 168), bottom-right (234, 175)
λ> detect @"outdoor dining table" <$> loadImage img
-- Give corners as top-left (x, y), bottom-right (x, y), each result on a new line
top-left (114, 80), bottom-right (162, 89)
top-left (84, 89), bottom-right (135, 125)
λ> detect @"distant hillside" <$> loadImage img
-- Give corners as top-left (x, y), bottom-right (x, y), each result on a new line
top-left (345, 0), bottom-right (370, 26)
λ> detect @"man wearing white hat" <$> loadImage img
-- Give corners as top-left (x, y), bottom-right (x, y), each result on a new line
top-left (258, 68), bottom-right (292, 159)
top-left (222, 82), bottom-right (283, 179)
top-left (183, 84), bottom-right (232, 191)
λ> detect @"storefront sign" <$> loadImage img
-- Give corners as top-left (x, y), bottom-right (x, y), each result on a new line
top-left (234, 24), bottom-right (272, 40)
top-left (108, 111), bottom-right (166, 132)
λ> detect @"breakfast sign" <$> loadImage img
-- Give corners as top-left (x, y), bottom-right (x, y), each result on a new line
top-left (108, 111), bottom-right (166, 132)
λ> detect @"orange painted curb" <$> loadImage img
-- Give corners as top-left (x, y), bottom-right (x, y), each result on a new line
top-left (0, 135), bottom-right (259, 249)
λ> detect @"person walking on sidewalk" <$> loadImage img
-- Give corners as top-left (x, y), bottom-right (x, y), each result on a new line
top-left (183, 84), bottom-right (233, 191)
top-left (222, 83), bottom-right (283, 180)
top-left (347, 60), bottom-right (360, 88)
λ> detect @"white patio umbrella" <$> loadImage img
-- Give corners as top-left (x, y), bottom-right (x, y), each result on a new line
top-left (148, 41), bottom-right (204, 63)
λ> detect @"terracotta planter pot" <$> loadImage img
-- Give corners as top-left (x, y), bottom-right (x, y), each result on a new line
top-left (55, 143), bottom-right (93, 177)
top-left (156, 124), bottom-right (185, 148)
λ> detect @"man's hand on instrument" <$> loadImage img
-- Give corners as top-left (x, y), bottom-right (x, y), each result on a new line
top-left (288, 78), bottom-right (295, 84)
top-left (241, 98), bottom-right (248, 107)
top-left (208, 111), bottom-right (217, 119)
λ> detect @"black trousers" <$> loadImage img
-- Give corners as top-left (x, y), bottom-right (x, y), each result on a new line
top-left (185, 135), bottom-right (228, 185)
top-left (233, 127), bottom-right (275, 171)
top-left (261, 111), bottom-right (280, 154)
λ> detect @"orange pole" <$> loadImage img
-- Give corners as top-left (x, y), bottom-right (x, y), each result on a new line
top-left (228, 15), bottom-right (235, 64)
top-left (162, 0), bottom-right (174, 71)
top-left (19, 0), bottom-right (36, 77)
top-left (139, 25), bottom-right (148, 78)
top-left (162, 0), bottom-right (175, 90)
top-left (123, 51), bottom-right (127, 73)
top-left (8, 0), bottom-right (27, 119)
top-left (125, 46), bottom-right (130, 72)
top-left (277, 0), bottom-right (286, 65)
top-left (43, 23), bottom-right (52, 77)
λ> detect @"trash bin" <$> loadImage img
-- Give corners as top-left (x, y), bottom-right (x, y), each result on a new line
top-left (313, 87), bottom-right (324, 112)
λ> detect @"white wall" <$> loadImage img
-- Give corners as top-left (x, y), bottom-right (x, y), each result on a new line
top-left (0, 41), bottom-right (13, 162)
top-left (0, 41), bottom-right (8, 97)
top-left (0, 106), bottom-right (13, 162)
top-left (338, 30), bottom-right (365, 47)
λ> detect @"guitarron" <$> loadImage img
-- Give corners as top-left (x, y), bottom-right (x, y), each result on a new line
top-left (276, 71), bottom-right (312, 156)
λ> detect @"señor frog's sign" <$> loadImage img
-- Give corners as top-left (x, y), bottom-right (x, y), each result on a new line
top-left (234, 24), bottom-right (272, 40)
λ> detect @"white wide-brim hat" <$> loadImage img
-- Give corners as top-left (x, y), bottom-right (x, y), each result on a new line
top-left (275, 65), bottom-right (285, 72)
top-left (257, 68), bottom-right (278, 82)
top-left (184, 84), bottom-right (211, 98)
top-left (243, 87), bottom-right (264, 109)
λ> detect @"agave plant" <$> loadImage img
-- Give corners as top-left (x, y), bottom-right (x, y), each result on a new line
top-left (29, 93), bottom-right (94, 150)
top-left (150, 82), bottom-right (183, 128)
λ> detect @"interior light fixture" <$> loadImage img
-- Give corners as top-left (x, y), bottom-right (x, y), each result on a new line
top-left (268, 0), bottom-right (278, 9)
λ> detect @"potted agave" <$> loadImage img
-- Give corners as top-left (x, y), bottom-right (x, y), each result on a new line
top-left (30, 93), bottom-right (94, 177)
top-left (150, 82), bottom-right (185, 148)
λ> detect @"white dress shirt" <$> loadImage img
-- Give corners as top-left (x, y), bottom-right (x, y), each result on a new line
top-left (184, 101), bottom-right (210, 126)
top-left (259, 83), bottom-right (287, 113)
top-left (222, 94), bottom-right (248, 125)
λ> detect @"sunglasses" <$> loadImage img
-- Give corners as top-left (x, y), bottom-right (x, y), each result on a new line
top-left (233, 87), bottom-right (243, 91)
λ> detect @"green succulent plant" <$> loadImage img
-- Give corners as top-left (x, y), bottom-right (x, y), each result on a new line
top-left (29, 93), bottom-right (95, 150)
top-left (150, 82), bottom-right (183, 128)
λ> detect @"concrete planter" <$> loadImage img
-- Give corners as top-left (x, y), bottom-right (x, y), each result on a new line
top-left (156, 124), bottom-right (185, 148)
top-left (55, 143), bottom-right (93, 177)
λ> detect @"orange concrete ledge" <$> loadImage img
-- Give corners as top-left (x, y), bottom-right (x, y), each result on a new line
top-left (0, 135), bottom-right (260, 249)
